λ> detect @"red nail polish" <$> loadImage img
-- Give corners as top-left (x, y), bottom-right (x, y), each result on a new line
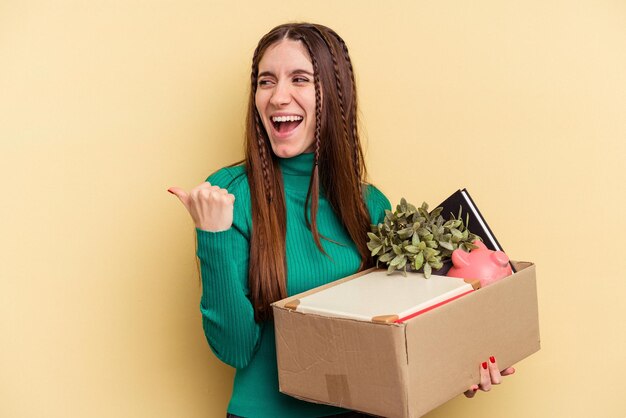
top-left (167, 189), bottom-right (174, 194)
top-left (482, 362), bottom-right (488, 369)
top-left (490, 356), bottom-right (496, 364)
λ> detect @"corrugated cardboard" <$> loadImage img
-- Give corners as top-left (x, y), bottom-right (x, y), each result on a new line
top-left (272, 261), bottom-right (540, 418)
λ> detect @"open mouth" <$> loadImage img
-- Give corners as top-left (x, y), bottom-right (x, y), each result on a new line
top-left (271, 115), bottom-right (303, 134)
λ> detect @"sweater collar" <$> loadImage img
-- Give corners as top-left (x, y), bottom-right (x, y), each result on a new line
top-left (278, 152), bottom-right (314, 192)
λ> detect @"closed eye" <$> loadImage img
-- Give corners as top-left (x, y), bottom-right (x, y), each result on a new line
top-left (258, 79), bottom-right (274, 87)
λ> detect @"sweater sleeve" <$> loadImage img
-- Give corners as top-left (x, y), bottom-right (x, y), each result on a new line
top-left (364, 184), bottom-right (392, 225)
top-left (196, 167), bottom-right (261, 369)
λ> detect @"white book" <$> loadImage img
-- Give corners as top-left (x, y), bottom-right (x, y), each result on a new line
top-left (288, 270), bottom-right (479, 323)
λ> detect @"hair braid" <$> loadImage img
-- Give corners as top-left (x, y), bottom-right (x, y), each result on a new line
top-left (254, 113), bottom-right (274, 202)
top-left (250, 47), bottom-right (274, 202)
top-left (311, 27), bottom-right (350, 151)
top-left (300, 34), bottom-right (325, 253)
top-left (332, 33), bottom-right (364, 184)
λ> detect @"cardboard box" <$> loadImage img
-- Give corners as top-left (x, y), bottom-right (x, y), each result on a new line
top-left (272, 261), bottom-right (540, 418)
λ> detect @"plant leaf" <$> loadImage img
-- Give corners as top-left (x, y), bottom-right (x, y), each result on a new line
top-left (390, 254), bottom-right (404, 266)
top-left (371, 245), bottom-right (383, 256)
top-left (412, 232), bottom-right (419, 246)
top-left (431, 260), bottom-right (443, 270)
top-left (379, 252), bottom-right (394, 263)
top-left (430, 207), bottom-right (443, 218)
top-left (404, 245), bottom-right (419, 254)
top-left (367, 232), bottom-right (381, 243)
top-left (413, 252), bottom-right (424, 270)
top-left (424, 262), bottom-right (432, 278)
top-left (439, 241), bottom-right (454, 251)
top-left (443, 220), bottom-right (455, 229)
top-left (397, 257), bottom-right (407, 269)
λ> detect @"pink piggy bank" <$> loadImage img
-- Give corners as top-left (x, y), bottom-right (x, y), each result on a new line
top-left (446, 240), bottom-right (512, 287)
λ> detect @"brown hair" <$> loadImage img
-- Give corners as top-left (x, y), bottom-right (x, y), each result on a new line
top-left (245, 23), bottom-right (372, 322)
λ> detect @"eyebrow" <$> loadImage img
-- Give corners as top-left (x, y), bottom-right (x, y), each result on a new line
top-left (258, 69), bottom-right (314, 78)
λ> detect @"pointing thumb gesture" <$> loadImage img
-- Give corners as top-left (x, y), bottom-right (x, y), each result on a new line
top-left (168, 182), bottom-right (235, 232)
top-left (167, 187), bottom-right (190, 210)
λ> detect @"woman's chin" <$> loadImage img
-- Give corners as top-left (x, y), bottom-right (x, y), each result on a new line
top-left (271, 145), bottom-right (304, 159)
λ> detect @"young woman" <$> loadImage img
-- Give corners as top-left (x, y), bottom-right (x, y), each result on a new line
top-left (169, 22), bottom-right (512, 418)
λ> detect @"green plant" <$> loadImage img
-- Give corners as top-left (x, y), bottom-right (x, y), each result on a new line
top-left (367, 198), bottom-right (481, 277)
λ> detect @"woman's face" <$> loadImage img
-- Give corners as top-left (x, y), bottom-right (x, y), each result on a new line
top-left (255, 39), bottom-right (317, 159)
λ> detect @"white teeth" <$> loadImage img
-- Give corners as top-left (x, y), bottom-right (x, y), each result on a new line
top-left (272, 115), bottom-right (303, 122)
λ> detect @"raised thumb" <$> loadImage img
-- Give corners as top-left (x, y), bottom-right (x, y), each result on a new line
top-left (167, 187), bottom-right (189, 208)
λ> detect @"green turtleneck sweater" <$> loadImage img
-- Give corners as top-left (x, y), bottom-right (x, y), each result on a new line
top-left (196, 152), bottom-right (390, 418)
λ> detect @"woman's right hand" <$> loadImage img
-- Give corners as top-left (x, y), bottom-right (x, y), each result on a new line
top-left (168, 182), bottom-right (235, 232)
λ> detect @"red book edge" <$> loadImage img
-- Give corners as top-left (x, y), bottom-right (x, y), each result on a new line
top-left (394, 289), bottom-right (475, 323)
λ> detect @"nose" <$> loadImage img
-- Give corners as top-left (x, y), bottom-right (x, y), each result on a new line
top-left (269, 80), bottom-right (292, 107)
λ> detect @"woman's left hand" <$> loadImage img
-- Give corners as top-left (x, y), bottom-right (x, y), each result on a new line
top-left (464, 356), bottom-right (515, 398)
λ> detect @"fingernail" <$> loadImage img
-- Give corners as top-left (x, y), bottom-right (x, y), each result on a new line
top-left (490, 356), bottom-right (496, 364)
top-left (167, 189), bottom-right (174, 194)
top-left (482, 362), bottom-right (488, 369)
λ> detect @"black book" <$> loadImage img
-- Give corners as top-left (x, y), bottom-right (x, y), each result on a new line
top-left (436, 188), bottom-right (517, 273)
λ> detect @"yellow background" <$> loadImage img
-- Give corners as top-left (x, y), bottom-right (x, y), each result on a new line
top-left (2, 1), bottom-right (625, 417)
